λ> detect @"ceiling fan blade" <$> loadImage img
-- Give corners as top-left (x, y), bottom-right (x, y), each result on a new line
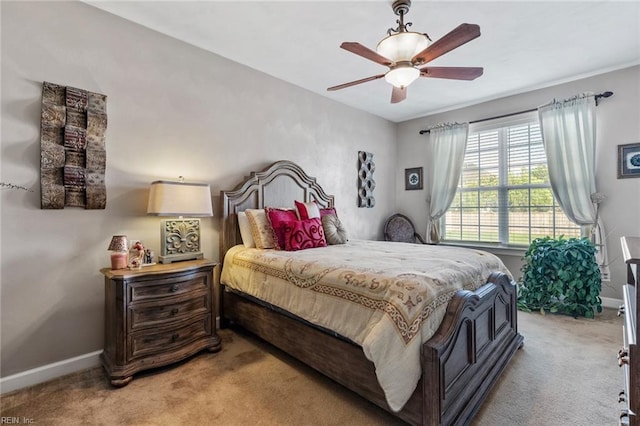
top-left (391, 86), bottom-right (407, 104)
top-left (340, 42), bottom-right (394, 67)
top-left (411, 23), bottom-right (481, 65)
top-left (420, 66), bottom-right (484, 80)
top-left (327, 74), bottom-right (385, 91)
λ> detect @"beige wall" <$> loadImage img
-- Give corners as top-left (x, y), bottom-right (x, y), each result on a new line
top-left (397, 65), bottom-right (640, 299)
top-left (0, 2), bottom-right (397, 377)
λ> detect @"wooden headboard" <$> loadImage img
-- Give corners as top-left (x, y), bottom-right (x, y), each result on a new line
top-left (219, 160), bottom-right (335, 261)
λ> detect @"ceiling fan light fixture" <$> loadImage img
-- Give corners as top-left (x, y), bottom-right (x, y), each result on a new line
top-left (376, 32), bottom-right (430, 63)
top-left (385, 65), bottom-right (420, 88)
top-left (328, 0), bottom-right (482, 104)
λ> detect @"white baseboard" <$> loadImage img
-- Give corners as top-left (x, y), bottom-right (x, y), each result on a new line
top-left (2, 318), bottom-right (224, 395)
top-left (0, 350), bottom-right (102, 395)
top-left (601, 296), bottom-right (623, 310)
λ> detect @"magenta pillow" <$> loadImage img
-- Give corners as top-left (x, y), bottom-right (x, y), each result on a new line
top-left (266, 208), bottom-right (298, 250)
top-left (283, 218), bottom-right (327, 251)
top-left (320, 207), bottom-right (337, 218)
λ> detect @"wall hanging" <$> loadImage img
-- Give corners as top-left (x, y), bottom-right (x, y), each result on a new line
top-left (617, 142), bottom-right (640, 179)
top-left (40, 81), bottom-right (107, 209)
top-left (357, 151), bottom-right (375, 208)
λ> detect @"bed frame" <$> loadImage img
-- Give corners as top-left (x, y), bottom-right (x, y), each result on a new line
top-left (219, 160), bottom-right (524, 426)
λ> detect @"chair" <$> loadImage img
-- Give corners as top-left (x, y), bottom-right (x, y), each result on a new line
top-left (383, 213), bottom-right (426, 244)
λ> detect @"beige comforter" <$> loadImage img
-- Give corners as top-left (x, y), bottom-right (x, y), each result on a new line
top-left (220, 239), bottom-right (510, 411)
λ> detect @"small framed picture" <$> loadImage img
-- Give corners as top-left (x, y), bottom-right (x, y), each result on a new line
top-left (618, 143), bottom-right (640, 178)
top-left (405, 167), bottom-right (423, 190)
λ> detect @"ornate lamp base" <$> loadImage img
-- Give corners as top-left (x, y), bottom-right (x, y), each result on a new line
top-left (158, 218), bottom-right (204, 264)
top-left (159, 251), bottom-right (203, 264)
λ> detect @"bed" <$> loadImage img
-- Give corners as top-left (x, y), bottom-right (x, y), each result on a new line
top-left (219, 160), bottom-right (523, 426)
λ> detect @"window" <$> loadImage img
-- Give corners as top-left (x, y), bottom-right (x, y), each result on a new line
top-left (443, 112), bottom-right (580, 246)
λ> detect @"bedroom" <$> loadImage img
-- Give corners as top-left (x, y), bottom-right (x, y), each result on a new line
top-left (1, 0), bottom-right (639, 424)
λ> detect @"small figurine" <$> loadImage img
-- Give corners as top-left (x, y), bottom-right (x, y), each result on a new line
top-left (129, 241), bottom-right (145, 269)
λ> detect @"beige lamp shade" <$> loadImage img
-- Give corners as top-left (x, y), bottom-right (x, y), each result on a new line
top-left (147, 180), bottom-right (213, 217)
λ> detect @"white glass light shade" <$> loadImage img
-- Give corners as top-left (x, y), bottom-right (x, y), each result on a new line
top-left (385, 66), bottom-right (420, 88)
top-left (147, 181), bottom-right (213, 217)
top-left (376, 32), bottom-right (430, 63)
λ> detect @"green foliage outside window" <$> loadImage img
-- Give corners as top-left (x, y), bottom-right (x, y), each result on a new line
top-left (518, 236), bottom-right (602, 318)
top-left (456, 165), bottom-right (553, 212)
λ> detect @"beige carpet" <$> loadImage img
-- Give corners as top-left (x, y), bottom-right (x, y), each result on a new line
top-left (0, 310), bottom-right (623, 425)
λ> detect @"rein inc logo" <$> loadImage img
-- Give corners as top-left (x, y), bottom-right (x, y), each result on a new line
top-left (0, 418), bottom-right (34, 424)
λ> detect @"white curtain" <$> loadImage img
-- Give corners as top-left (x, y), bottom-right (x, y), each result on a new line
top-left (425, 123), bottom-right (469, 244)
top-left (538, 93), bottom-right (609, 276)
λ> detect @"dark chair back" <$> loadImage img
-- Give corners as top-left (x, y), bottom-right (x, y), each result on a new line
top-left (383, 213), bottom-right (426, 244)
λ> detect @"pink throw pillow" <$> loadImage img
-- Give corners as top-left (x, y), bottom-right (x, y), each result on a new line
top-left (266, 208), bottom-right (298, 250)
top-left (295, 200), bottom-right (321, 220)
top-left (283, 218), bottom-right (327, 251)
top-left (319, 207), bottom-right (337, 218)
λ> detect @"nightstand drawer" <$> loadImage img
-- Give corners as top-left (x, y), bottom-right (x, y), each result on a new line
top-left (129, 292), bottom-right (210, 331)
top-left (129, 272), bottom-right (208, 303)
top-left (128, 315), bottom-right (212, 360)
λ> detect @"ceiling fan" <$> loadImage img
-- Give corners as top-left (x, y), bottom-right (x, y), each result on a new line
top-left (327, 0), bottom-right (483, 104)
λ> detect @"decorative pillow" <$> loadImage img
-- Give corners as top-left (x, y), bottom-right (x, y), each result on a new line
top-left (295, 200), bottom-right (321, 220)
top-left (319, 207), bottom-right (337, 218)
top-left (244, 208), bottom-right (277, 249)
top-left (283, 218), bottom-right (327, 251)
top-left (266, 207), bottom-right (298, 250)
top-left (237, 211), bottom-right (256, 248)
top-left (322, 214), bottom-right (348, 245)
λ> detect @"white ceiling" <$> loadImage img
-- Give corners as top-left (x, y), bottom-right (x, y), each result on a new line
top-left (86, 1), bottom-right (640, 123)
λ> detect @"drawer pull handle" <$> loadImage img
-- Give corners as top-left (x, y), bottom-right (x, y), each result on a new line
top-left (618, 304), bottom-right (625, 316)
top-left (172, 333), bottom-right (179, 342)
top-left (171, 308), bottom-right (179, 315)
top-left (170, 285), bottom-right (179, 293)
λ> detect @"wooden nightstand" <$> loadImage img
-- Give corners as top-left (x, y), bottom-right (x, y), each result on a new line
top-left (100, 259), bottom-right (221, 386)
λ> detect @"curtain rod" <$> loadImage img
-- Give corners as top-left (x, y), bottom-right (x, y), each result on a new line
top-left (418, 91), bottom-right (613, 135)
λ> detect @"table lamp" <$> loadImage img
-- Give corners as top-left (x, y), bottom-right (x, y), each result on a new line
top-left (147, 178), bottom-right (213, 264)
top-left (108, 235), bottom-right (128, 269)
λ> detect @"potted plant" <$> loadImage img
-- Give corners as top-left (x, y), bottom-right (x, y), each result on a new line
top-left (518, 236), bottom-right (602, 318)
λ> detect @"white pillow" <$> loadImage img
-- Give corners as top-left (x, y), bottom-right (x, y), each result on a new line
top-left (295, 200), bottom-right (320, 220)
top-left (237, 212), bottom-right (256, 248)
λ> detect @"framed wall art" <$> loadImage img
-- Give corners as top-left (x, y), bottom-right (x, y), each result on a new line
top-left (405, 167), bottom-right (423, 190)
top-left (618, 142), bottom-right (640, 179)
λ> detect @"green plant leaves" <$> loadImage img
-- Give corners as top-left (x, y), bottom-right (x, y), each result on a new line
top-left (517, 236), bottom-right (602, 318)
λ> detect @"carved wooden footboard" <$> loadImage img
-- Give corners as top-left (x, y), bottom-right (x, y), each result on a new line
top-left (219, 160), bottom-right (524, 425)
top-left (423, 272), bottom-right (523, 425)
